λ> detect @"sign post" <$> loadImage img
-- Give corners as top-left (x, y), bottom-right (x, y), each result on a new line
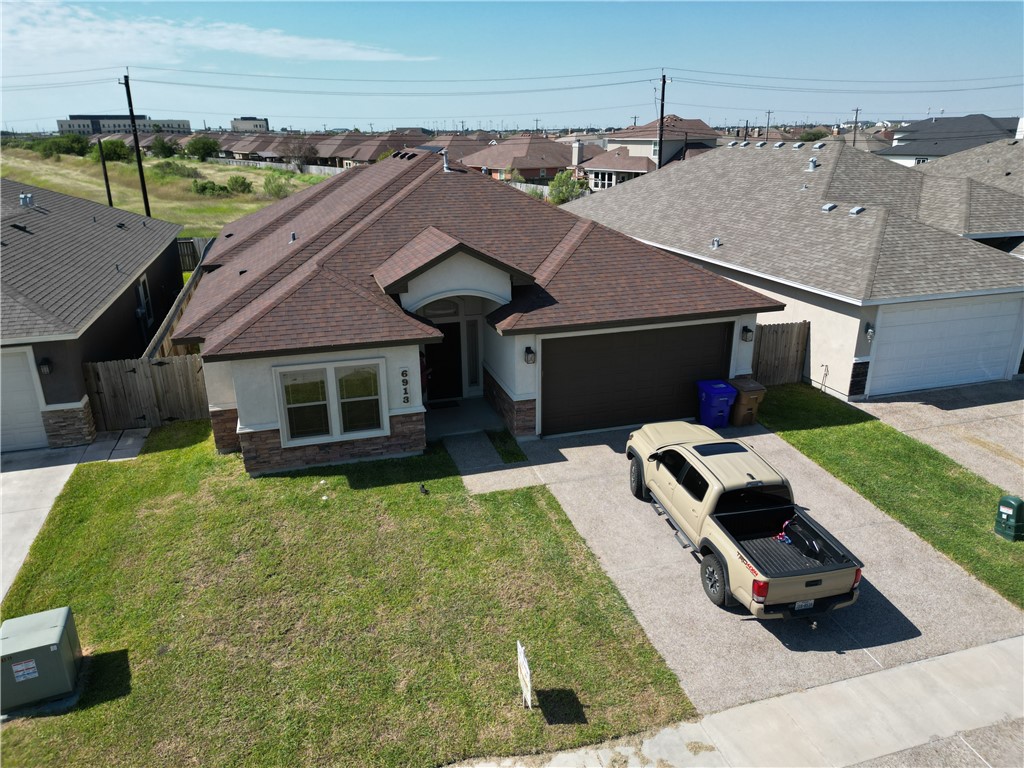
top-left (516, 640), bottom-right (532, 709)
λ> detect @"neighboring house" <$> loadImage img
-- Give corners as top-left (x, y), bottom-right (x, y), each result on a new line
top-left (915, 138), bottom-right (1024, 196)
top-left (578, 147), bottom-right (656, 191)
top-left (231, 117), bottom-right (270, 132)
top-left (604, 115), bottom-right (719, 167)
top-left (874, 114), bottom-right (1021, 166)
top-left (414, 134), bottom-right (493, 162)
top-left (1, 182), bottom-right (183, 451)
top-left (565, 142), bottom-right (1024, 401)
top-left (172, 150), bottom-right (782, 475)
top-left (460, 135), bottom-right (601, 183)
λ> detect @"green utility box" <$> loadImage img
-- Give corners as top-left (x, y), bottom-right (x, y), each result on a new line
top-left (1, 607), bottom-right (82, 714)
top-left (995, 495), bottom-right (1024, 542)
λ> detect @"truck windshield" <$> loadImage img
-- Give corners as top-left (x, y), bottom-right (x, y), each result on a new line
top-left (715, 484), bottom-right (792, 513)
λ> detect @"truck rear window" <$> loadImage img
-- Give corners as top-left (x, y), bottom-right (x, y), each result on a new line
top-left (715, 484), bottom-right (792, 513)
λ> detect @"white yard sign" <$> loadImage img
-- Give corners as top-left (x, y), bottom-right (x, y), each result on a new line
top-left (517, 640), bottom-right (532, 709)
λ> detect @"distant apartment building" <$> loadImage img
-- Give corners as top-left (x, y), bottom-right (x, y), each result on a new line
top-left (230, 116), bottom-right (270, 132)
top-left (58, 115), bottom-right (192, 136)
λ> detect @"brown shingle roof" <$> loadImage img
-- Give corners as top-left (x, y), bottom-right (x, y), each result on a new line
top-left (609, 115), bottom-right (719, 142)
top-left (175, 151), bottom-right (781, 359)
top-left (460, 135), bottom-right (600, 170)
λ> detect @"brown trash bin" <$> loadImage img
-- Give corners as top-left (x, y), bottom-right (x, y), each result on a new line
top-left (728, 378), bottom-right (767, 426)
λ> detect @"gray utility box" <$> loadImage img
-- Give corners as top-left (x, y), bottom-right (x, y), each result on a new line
top-left (1, 606), bottom-right (83, 714)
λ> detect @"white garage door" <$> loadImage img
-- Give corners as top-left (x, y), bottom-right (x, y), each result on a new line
top-left (1, 350), bottom-right (47, 451)
top-left (869, 295), bottom-right (1024, 396)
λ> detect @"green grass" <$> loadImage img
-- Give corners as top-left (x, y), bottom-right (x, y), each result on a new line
top-left (0, 149), bottom-right (322, 237)
top-left (758, 384), bottom-right (1024, 608)
top-left (486, 429), bottom-right (529, 463)
top-left (0, 422), bottom-right (692, 767)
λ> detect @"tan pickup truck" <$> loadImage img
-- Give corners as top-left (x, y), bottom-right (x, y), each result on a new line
top-left (626, 421), bottom-right (862, 619)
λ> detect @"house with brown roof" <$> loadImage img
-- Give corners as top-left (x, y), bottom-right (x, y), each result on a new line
top-left (604, 115), bottom-right (720, 167)
top-left (566, 142), bottom-right (1024, 401)
top-left (173, 150), bottom-right (782, 475)
top-left (460, 135), bottom-right (601, 183)
top-left (1, 183), bottom-right (183, 451)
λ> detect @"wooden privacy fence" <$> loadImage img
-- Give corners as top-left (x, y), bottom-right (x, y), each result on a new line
top-left (751, 321), bottom-right (809, 386)
top-left (83, 355), bottom-right (208, 432)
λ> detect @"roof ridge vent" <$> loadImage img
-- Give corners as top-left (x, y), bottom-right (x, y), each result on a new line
top-left (289, 231), bottom-right (297, 243)
top-left (756, 141), bottom-right (767, 148)
top-left (773, 141), bottom-right (786, 148)
top-left (739, 141), bottom-right (750, 147)
top-left (728, 140), bottom-right (739, 147)
top-left (822, 203), bottom-right (837, 212)
top-left (849, 206), bottom-right (866, 216)
top-left (813, 142), bottom-right (827, 149)
top-left (792, 142), bottom-right (805, 149)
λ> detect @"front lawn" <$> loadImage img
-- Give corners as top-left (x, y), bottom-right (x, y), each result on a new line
top-left (758, 384), bottom-right (1024, 608)
top-left (0, 422), bottom-right (692, 767)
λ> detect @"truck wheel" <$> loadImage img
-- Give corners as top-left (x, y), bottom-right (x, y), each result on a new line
top-left (701, 554), bottom-right (728, 607)
top-left (629, 456), bottom-right (651, 501)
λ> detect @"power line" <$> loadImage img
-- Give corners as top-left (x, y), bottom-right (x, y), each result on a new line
top-left (665, 67), bottom-right (1022, 84)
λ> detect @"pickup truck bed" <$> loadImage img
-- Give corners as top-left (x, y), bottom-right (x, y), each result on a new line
top-left (715, 506), bottom-right (856, 578)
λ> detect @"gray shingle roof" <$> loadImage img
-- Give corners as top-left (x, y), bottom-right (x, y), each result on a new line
top-left (1, 181), bottom-right (181, 341)
top-left (875, 114), bottom-right (1020, 158)
top-left (564, 143), bottom-right (1023, 303)
top-left (915, 139), bottom-right (1024, 195)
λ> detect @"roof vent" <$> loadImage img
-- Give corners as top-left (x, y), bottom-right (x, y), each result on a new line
top-left (756, 141), bottom-right (767, 148)
top-left (774, 141), bottom-right (786, 148)
top-left (792, 142), bottom-right (805, 149)
top-left (19, 193), bottom-right (27, 207)
top-left (807, 157), bottom-right (819, 171)
top-left (289, 232), bottom-right (297, 243)
top-left (440, 148), bottom-right (451, 172)
top-left (711, 237), bottom-right (721, 249)
top-left (813, 142), bottom-right (827, 149)
top-left (728, 140), bottom-right (739, 147)
top-left (849, 206), bottom-right (866, 216)
top-left (739, 141), bottom-right (750, 147)
top-left (117, 222), bottom-right (127, 229)
top-left (822, 203), bottom-right (837, 212)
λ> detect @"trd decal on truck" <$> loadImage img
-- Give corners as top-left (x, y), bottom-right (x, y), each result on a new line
top-left (737, 552), bottom-right (759, 577)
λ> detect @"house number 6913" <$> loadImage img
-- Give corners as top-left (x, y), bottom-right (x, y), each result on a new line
top-left (400, 368), bottom-right (410, 404)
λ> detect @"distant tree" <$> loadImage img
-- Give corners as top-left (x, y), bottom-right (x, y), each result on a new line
top-left (90, 138), bottom-right (131, 163)
top-left (282, 134), bottom-right (319, 168)
top-left (226, 175), bottom-right (254, 194)
top-left (37, 134), bottom-right (90, 158)
top-left (184, 136), bottom-right (220, 161)
top-left (547, 169), bottom-right (587, 205)
top-left (799, 128), bottom-right (830, 142)
top-left (503, 165), bottom-right (525, 183)
top-left (376, 148), bottom-right (397, 163)
top-left (150, 135), bottom-right (178, 158)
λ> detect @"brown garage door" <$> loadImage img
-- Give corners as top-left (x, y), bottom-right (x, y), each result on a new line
top-left (541, 323), bottom-right (732, 434)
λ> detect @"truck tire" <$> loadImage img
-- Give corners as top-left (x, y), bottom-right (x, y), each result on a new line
top-left (630, 455), bottom-right (651, 501)
top-left (701, 554), bottom-right (728, 606)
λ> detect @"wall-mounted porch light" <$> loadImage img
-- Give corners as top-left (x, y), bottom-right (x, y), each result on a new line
top-left (37, 357), bottom-right (53, 375)
top-left (741, 326), bottom-right (754, 342)
top-left (864, 322), bottom-right (875, 343)
top-left (524, 346), bottom-right (536, 364)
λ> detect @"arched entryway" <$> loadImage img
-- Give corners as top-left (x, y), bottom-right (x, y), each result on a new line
top-left (418, 297), bottom-right (484, 404)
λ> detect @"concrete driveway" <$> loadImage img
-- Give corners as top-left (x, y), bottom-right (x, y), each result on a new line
top-left (449, 423), bottom-right (1022, 715)
top-left (852, 380), bottom-right (1023, 495)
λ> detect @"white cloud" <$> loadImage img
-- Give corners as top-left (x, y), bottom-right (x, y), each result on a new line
top-left (0, 2), bottom-right (435, 73)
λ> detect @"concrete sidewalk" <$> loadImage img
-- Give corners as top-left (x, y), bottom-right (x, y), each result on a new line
top-left (1, 429), bottom-right (149, 598)
top-left (456, 638), bottom-right (1023, 768)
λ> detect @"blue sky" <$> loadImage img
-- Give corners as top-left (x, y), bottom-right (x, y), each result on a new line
top-left (2, 1), bottom-right (1021, 133)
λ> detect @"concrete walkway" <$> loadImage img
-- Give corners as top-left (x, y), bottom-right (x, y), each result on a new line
top-left (443, 431), bottom-right (1024, 768)
top-left (1, 429), bottom-right (149, 598)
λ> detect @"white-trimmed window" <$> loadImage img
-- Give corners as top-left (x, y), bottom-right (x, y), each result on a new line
top-left (276, 359), bottom-right (388, 446)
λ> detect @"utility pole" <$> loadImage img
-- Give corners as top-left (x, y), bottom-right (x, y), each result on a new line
top-left (534, 118), bottom-right (540, 133)
top-left (744, 120), bottom-right (749, 140)
top-left (97, 139), bottom-right (113, 207)
top-left (852, 107), bottom-right (861, 148)
top-left (657, 73), bottom-right (667, 169)
top-left (765, 110), bottom-right (772, 139)
top-left (119, 73), bottom-right (150, 217)
top-left (630, 115), bottom-right (639, 126)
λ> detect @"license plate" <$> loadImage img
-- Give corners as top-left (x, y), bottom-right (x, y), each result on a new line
top-left (795, 599), bottom-right (814, 611)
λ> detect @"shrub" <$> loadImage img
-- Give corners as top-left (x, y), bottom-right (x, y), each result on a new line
top-left (150, 135), bottom-right (179, 158)
top-left (263, 172), bottom-right (294, 199)
top-left (90, 139), bottom-right (132, 163)
top-left (184, 136), bottom-right (220, 161)
top-left (152, 161), bottom-right (200, 179)
top-left (191, 179), bottom-right (230, 197)
top-left (226, 175), bottom-right (254, 194)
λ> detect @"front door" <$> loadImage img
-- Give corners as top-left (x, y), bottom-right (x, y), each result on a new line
top-left (425, 322), bottom-right (462, 401)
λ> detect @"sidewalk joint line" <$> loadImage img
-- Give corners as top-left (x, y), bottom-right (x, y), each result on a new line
top-left (959, 733), bottom-right (994, 768)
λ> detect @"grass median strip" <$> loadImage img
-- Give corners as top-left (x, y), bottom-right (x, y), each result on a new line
top-left (1, 421), bottom-right (692, 767)
top-left (758, 384), bottom-right (1024, 609)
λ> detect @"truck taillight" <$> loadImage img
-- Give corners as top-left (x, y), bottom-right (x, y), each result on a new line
top-left (852, 568), bottom-right (862, 589)
top-left (752, 579), bottom-right (769, 604)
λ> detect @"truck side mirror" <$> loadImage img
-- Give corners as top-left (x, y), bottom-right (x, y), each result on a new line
top-left (647, 452), bottom-right (661, 463)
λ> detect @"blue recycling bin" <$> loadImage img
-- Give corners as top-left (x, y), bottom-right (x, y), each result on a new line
top-left (697, 380), bottom-right (737, 428)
